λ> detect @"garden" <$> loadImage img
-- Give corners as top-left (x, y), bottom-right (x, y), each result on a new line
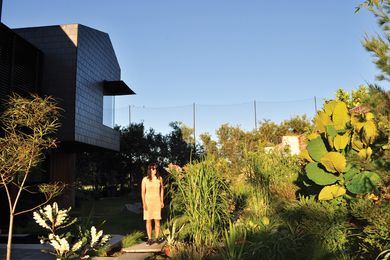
top-left (0, 1), bottom-right (389, 259)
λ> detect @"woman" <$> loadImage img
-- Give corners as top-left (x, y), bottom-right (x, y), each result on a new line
top-left (141, 163), bottom-right (164, 245)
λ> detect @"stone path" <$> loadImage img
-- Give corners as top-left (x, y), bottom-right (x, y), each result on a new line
top-left (122, 240), bottom-right (166, 253)
top-left (0, 235), bottom-right (165, 260)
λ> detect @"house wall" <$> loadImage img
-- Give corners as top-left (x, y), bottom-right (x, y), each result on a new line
top-left (75, 25), bottom-right (120, 151)
top-left (0, 23), bottom-right (42, 103)
top-left (14, 24), bottom-right (121, 151)
top-left (14, 25), bottom-right (78, 142)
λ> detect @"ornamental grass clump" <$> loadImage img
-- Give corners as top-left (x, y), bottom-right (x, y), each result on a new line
top-left (33, 202), bottom-right (110, 259)
top-left (167, 157), bottom-right (231, 249)
top-left (218, 221), bottom-right (247, 260)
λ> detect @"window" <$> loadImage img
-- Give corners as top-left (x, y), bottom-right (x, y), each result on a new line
top-left (103, 95), bottom-right (115, 128)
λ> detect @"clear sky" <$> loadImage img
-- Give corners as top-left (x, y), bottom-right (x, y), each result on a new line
top-left (2, 0), bottom-right (387, 138)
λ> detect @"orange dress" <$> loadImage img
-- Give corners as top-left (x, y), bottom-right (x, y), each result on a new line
top-left (143, 176), bottom-right (162, 220)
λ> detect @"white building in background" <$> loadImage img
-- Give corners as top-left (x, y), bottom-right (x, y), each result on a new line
top-left (281, 136), bottom-right (301, 155)
top-left (264, 135), bottom-right (301, 155)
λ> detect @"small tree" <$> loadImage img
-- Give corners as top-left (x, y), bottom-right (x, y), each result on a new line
top-left (356, 0), bottom-right (390, 81)
top-left (0, 94), bottom-right (64, 260)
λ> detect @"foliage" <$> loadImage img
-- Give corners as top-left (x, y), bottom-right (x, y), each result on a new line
top-left (121, 231), bottom-right (144, 248)
top-left (243, 217), bottom-right (305, 260)
top-left (0, 94), bottom-right (63, 260)
top-left (245, 149), bottom-right (302, 203)
top-left (349, 199), bottom-right (390, 258)
top-left (256, 115), bottom-right (311, 146)
top-left (302, 99), bottom-right (383, 200)
top-left (335, 85), bottom-right (390, 186)
top-left (162, 219), bottom-right (186, 248)
top-left (167, 157), bottom-right (231, 248)
top-left (219, 222), bottom-right (246, 260)
top-left (356, 0), bottom-right (390, 82)
top-left (76, 121), bottom-right (201, 197)
top-left (33, 202), bottom-right (110, 259)
top-left (335, 85), bottom-right (370, 109)
top-left (282, 197), bottom-right (353, 259)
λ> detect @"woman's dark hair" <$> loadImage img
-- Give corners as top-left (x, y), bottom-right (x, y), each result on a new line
top-left (147, 163), bottom-right (160, 181)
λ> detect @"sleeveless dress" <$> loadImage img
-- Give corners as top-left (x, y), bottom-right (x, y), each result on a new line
top-left (143, 176), bottom-right (162, 220)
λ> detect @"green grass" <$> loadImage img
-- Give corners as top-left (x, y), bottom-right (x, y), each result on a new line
top-left (72, 192), bottom-right (147, 235)
top-left (122, 231), bottom-right (145, 248)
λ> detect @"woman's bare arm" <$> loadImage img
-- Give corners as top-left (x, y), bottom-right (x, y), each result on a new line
top-left (160, 177), bottom-right (164, 208)
top-left (141, 177), bottom-right (147, 210)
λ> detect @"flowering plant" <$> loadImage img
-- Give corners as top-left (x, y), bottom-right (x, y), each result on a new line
top-left (33, 202), bottom-right (110, 259)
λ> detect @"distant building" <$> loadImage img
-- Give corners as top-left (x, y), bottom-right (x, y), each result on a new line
top-left (264, 135), bottom-right (302, 155)
top-left (0, 21), bottom-right (134, 210)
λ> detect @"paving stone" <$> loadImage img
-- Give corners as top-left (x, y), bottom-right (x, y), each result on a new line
top-left (122, 241), bottom-right (166, 253)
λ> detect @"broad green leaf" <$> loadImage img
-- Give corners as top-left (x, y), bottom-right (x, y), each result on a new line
top-left (314, 112), bottom-right (332, 133)
top-left (363, 120), bottom-right (378, 145)
top-left (352, 133), bottom-right (364, 151)
top-left (326, 125), bottom-right (337, 137)
top-left (351, 114), bottom-right (364, 131)
top-left (307, 137), bottom-right (328, 162)
top-left (305, 162), bottom-right (338, 185)
top-left (320, 152), bottom-right (346, 173)
top-left (357, 147), bottom-right (372, 159)
top-left (344, 167), bottom-right (359, 182)
top-left (333, 101), bottom-right (350, 130)
top-left (324, 101), bottom-right (337, 116)
top-left (333, 132), bottom-right (350, 151)
top-left (318, 184), bottom-right (346, 200)
top-left (365, 112), bottom-right (374, 121)
top-left (327, 135), bottom-right (334, 150)
top-left (307, 133), bottom-right (320, 140)
top-left (346, 171), bottom-right (382, 194)
top-left (300, 149), bottom-right (313, 162)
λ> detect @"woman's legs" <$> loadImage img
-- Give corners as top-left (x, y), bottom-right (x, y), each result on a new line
top-left (146, 220), bottom-right (152, 240)
top-left (154, 219), bottom-right (161, 239)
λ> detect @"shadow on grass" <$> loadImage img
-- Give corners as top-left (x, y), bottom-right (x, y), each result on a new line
top-left (72, 191), bottom-right (168, 235)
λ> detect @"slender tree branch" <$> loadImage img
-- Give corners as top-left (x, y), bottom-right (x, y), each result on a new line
top-left (11, 147), bottom-right (35, 213)
top-left (15, 195), bottom-right (54, 216)
top-left (0, 175), bottom-right (13, 215)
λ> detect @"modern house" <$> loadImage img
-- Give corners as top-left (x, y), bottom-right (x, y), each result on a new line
top-left (0, 6), bottom-right (135, 213)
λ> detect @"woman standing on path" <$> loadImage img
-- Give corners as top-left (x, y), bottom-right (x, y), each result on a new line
top-left (141, 163), bottom-right (164, 245)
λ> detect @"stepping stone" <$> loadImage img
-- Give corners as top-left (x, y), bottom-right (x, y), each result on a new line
top-left (117, 252), bottom-right (153, 260)
top-left (122, 241), bottom-right (166, 253)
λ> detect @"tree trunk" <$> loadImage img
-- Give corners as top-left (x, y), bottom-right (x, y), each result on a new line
top-left (6, 213), bottom-right (14, 260)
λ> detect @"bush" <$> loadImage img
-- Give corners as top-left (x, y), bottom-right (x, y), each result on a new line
top-left (349, 199), bottom-right (390, 258)
top-left (282, 197), bottom-right (353, 259)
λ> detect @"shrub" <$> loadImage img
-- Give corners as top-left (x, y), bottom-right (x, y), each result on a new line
top-left (282, 197), bottom-right (353, 259)
top-left (349, 199), bottom-right (390, 258)
top-left (33, 202), bottom-right (110, 259)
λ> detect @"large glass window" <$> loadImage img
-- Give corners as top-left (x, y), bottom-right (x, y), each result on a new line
top-left (103, 95), bottom-right (115, 128)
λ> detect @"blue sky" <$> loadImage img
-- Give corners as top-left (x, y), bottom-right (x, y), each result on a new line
top-left (2, 0), bottom-right (387, 138)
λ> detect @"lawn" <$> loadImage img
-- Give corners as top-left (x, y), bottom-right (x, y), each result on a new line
top-left (72, 191), bottom-right (146, 235)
